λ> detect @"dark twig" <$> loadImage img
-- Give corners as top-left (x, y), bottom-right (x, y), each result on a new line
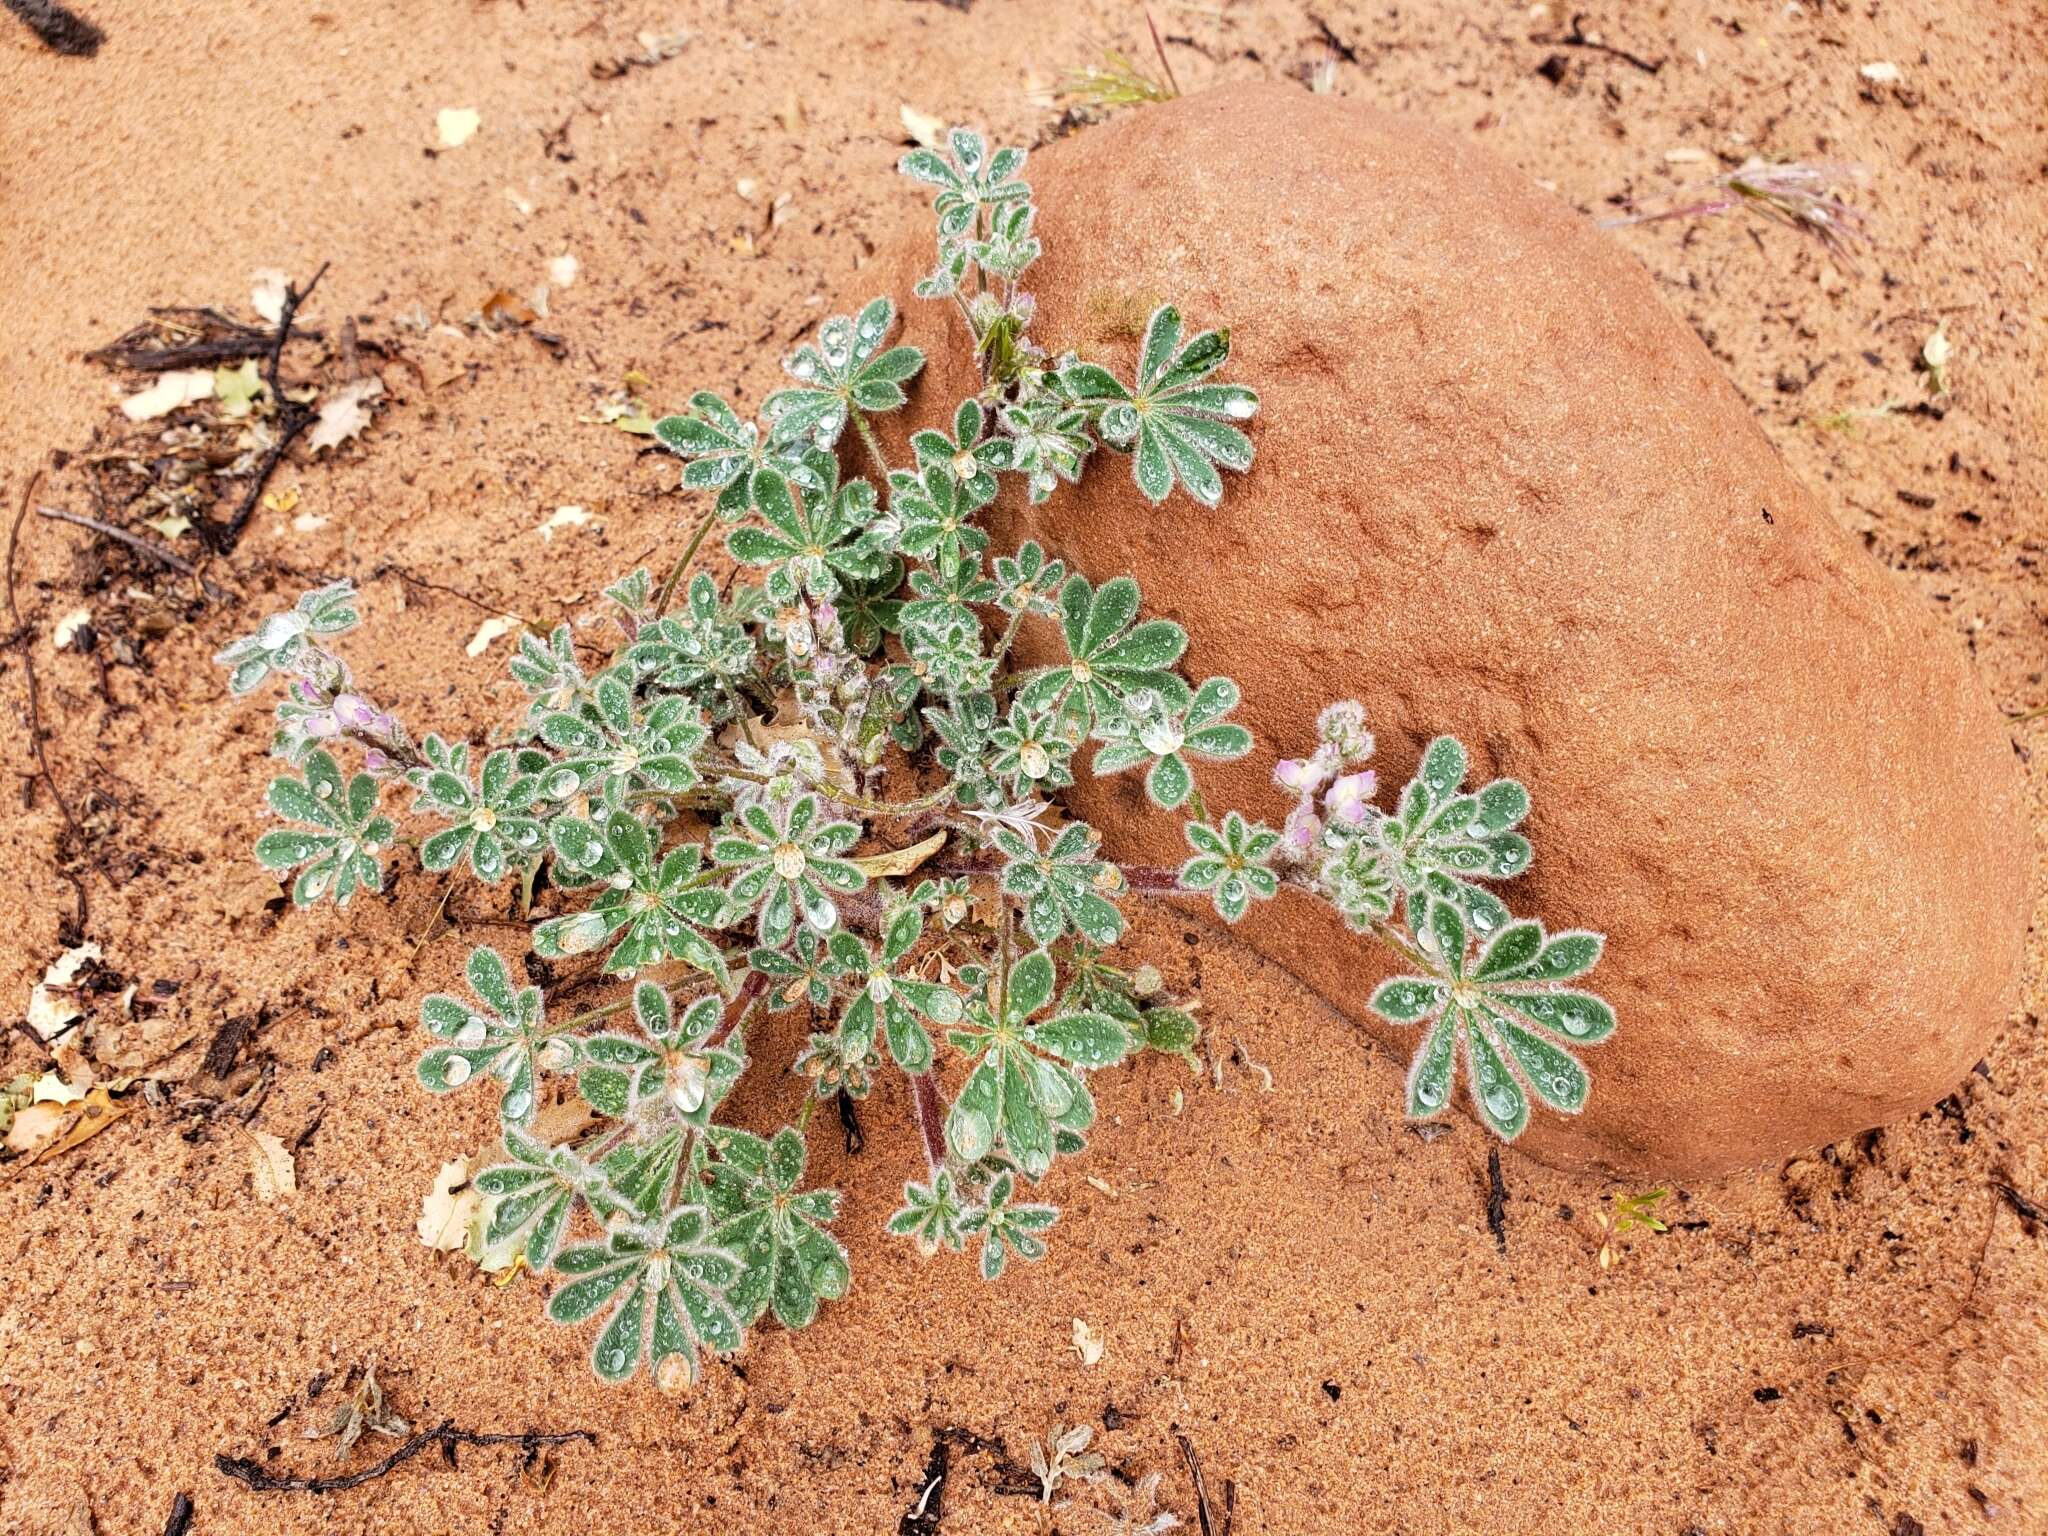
top-left (161, 1492), bottom-right (195, 1536)
top-left (213, 264), bottom-right (329, 554)
top-left (7, 475), bottom-right (89, 934)
top-left (1993, 1180), bottom-right (2044, 1229)
top-left (4, 0), bottom-right (102, 55)
top-left (36, 505), bottom-right (229, 603)
top-left (1560, 13), bottom-right (1663, 74)
top-left (1178, 1433), bottom-right (1216, 1536)
top-left (1307, 11), bottom-right (1359, 64)
top-left (836, 1088), bottom-right (865, 1155)
top-left (1485, 1145), bottom-right (1509, 1253)
top-left (85, 307), bottom-right (321, 373)
top-left (1145, 7), bottom-right (1180, 97)
top-left (214, 1420), bottom-right (594, 1495)
top-left (38, 503), bottom-right (193, 571)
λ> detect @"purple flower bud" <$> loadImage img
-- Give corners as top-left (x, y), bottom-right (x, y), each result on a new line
top-left (1283, 805), bottom-right (1322, 852)
top-left (364, 748), bottom-right (391, 774)
top-left (293, 678), bottom-right (322, 704)
top-left (332, 693), bottom-right (380, 731)
top-left (1324, 769), bottom-right (1379, 826)
top-left (1274, 757), bottom-right (1323, 793)
top-left (302, 711), bottom-right (342, 739)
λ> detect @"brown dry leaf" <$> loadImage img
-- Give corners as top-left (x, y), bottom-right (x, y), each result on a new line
top-left (4, 1100), bottom-right (73, 1158)
top-left (239, 1125), bottom-right (297, 1202)
top-left (464, 614), bottom-right (520, 657)
top-left (480, 288), bottom-right (538, 327)
top-left (1071, 1316), bottom-right (1106, 1367)
top-left (306, 378), bottom-right (383, 454)
top-left (306, 1357), bottom-right (410, 1458)
top-left (19, 1087), bottom-right (132, 1164)
top-left (88, 1013), bottom-right (204, 1073)
top-left (850, 829), bottom-right (947, 880)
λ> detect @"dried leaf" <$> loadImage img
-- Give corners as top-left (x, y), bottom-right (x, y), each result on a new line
top-left (480, 289), bottom-right (538, 327)
top-left (120, 369), bottom-right (214, 421)
top-left (465, 614), bottom-right (520, 656)
top-left (436, 107), bottom-right (480, 147)
top-left (51, 607), bottom-right (91, 652)
top-left (1070, 1316), bottom-right (1105, 1367)
top-left (144, 514), bottom-right (192, 539)
top-left (31, 1070), bottom-right (86, 1107)
top-left (250, 268), bottom-right (289, 325)
top-left (307, 378), bottom-right (383, 454)
top-left (307, 1357), bottom-right (410, 1457)
top-left (29, 942), bottom-right (101, 1039)
top-left (900, 102), bottom-right (947, 149)
top-left (17, 1086), bottom-right (132, 1164)
top-left (4, 1100), bottom-right (71, 1157)
top-left (417, 1156), bottom-right (477, 1251)
top-left (850, 829), bottom-right (947, 879)
top-left (537, 505), bottom-right (596, 542)
top-left (239, 1125), bottom-right (297, 1202)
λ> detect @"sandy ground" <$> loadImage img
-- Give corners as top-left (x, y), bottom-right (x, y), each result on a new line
top-left (2, 2), bottom-right (2044, 1532)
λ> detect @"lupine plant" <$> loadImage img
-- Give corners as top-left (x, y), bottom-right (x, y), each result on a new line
top-left (216, 126), bottom-right (1614, 1389)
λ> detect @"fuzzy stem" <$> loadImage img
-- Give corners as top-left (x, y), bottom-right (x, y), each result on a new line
top-left (851, 411), bottom-right (893, 487)
top-left (651, 509), bottom-right (719, 618)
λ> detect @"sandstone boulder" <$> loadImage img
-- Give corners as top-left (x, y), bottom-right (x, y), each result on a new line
top-left (873, 83), bottom-right (2029, 1176)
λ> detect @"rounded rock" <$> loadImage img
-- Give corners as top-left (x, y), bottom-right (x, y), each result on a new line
top-left (874, 83), bottom-right (2029, 1176)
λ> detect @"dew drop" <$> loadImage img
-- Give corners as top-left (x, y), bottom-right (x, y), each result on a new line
top-left (456, 1018), bottom-right (489, 1048)
top-left (442, 1055), bottom-right (473, 1087)
top-left (313, 781), bottom-right (333, 799)
top-left (1224, 397), bottom-right (1256, 420)
top-left (501, 1088), bottom-right (533, 1121)
top-left (1485, 1088), bottom-right (1518, 1122)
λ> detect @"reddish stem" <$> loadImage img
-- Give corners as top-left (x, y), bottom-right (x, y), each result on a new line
top-left (709, 970), bottom-right (767, 1047)
top-left (909, 1071), bottom-right (947, 1175)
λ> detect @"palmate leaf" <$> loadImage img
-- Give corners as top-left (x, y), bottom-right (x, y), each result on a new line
top-left (701, 1127), bottom-right (851, 1329)
top-left (473, 1126), bottom-right (595, 1271)
top-left (942, 949), bottom-right (1132, 1179)
top-left (960, 1170), bottom-right (1058, 1280)
top-left (416, 945), bottom-right (554, 1126)
top-left (761, 297), bottom-right (924, 450)
top-left (1368, 902), bottom-right (1614, 1141)
top-left (652, 391), bottom-right (824, 520)
top-left (544, 1205), bottom-right (745, 1386)
top-left (215, 582), bottom-right (360, 694)
top-left (1371, 736), bottom-right (1533, 937)
top-left (252, 748), bottom-right (393, 907)
top-left (1177, 811), bottom-right (1281, 922)
top-left (1015, 573), bottom-right (1189, 728)
top-left (1060, 304), bottom-right (1258, 506)
top-left (1092, 675), bottom-right (1252, 810)
top-left (532, 812), bottom-right (729, 982)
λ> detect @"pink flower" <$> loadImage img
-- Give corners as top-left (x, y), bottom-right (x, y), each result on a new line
top-left (1283, 804), bottom-right (1322, 853)
top-left (1274, 746), bottom-right (1337, 794)
top-left (1324, 770), bottom-right (1379, 826)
